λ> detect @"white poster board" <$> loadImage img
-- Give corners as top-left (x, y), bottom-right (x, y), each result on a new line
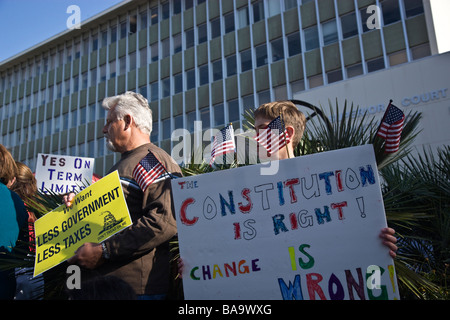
top-left (35, 153), bottom-right (95, 194)
top-left (172, 145), bottom-right (400, 300)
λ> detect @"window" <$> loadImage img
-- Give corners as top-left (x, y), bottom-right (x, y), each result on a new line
top-left (258, 90), bottom-right (271, 105)
top-left (186, 29), bottom-right (195, 48)
top-left (228, 99), bottom-right (240, 122)
top-left (308, 74), bottom-right (323, 88)
top-left (322, 19), bottom-right (338, 45)
top-left (224, 12), bottom-right (235, 34)
top-left (162, 38), bottom-right (170, 58)
top-left (186, 69), bottom-right (196, 90)
top-left (80, 106), bottom-right (86, 124)
top-left (237, 7), bottom-right (249, 29)
top-left (173, 0), bottom-right (182, 15)
top-left (255, 44), bottom-right (268, 67)
top-left (327, 69), bottom-right (343, 84)
top-left (140, 10), bottom-right (148, 30)
top-left (129, 51), bottom-right (136, 70)
top-left (360, 7), bottom-right (379, 32)
top-left (341, 12), bottom-right (358, 39)
top-left (287, 32), bottom-right (301, 56)
top-left (151, 122), bottom-right (159, 142)
top-left (404, 0), bottom-right (424, 17)
top-left (162, 78), bottom-right (170, 98)
top-left (242, 95), bottom-right (255, 115)
top-left (346, 63), bottom-right (363, 78)
top-left (130, 15), bottom-right (137, 34)
top-left (162, 2), bottom-right (170, 20)
top-left (213, 103), bottom-right (224, 126)
top-left (212, 60), bottom-right (222, 81)
top-left (226, 55), bottom-right (237, 77)
top-left (119, 56), bottom-right (126, 75)
top-left (150, 7), bottom-right (158, 25)
top-left (139, 47), bottom-right (147, 67)
top-left (389, 50), bottom-right (407, 66)
top-left (291, 79), bottom-right (305, 95)
top-left (173, 33), bottom-right (182, 53)
top-left (304, 25), bottom-right (319, 51)
top-left (211, 18), bottom-right (221, 38)
top-left (253, 0), bottom-right (265, 23)
top-left (174, 73), bottom-right (183, 93)
top-left (71, 110), bottom-right (78, 127)
top-left (81, 72), bottom-right (87, 89)
top-left (101, 64), bottom-right (109, 83)
top-left (284, 0), bottom-right (297, 11)
top-left (174, 115), bottom-right (183, 130)
top-left (101, 29), bottom-right (108, 47)
top-left (268, 1), bottom-right (281, 17)
top-left (367, 57), bottom-right (385, 72)
top-left (150, 82), bottom-right (159, 101)
top-left (151, 43), bottom-right (159, 62)
top-left (411, 43), bottom-right (431, 60)
top-left (109, 60), bottom-right (116, 78)
top-left (240, 49), bottom-right (252, 72)
top-left (162, 118), bottom-right (171, 140)
top-left (198, 23), bottom-right (207, 44)
top-left (186, 111), bottom-right (196, 132)
top-left (185, 0), bottom-right (193, 10)
top-left (200, 106), bottom-right (210, 129)
top-left (199, 64), bottom-right (209, 86)
top-left (271, 38), bottom-right (284, 62)
top-left (120, 20), bottom-right (127, 39)
top-left (382, 0), bottom-right (401, 25)
top-left (139, 85), bottom-right (147, 98)
top-left (274, 85), bottom-right (287, 100)
top-left (110, 24), bottom-right (117, 42)
top-left (88, 103), bottom-right (96, 122)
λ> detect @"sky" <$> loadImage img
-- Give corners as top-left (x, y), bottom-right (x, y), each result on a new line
top-left (0, 0), bottom-right (126, 63)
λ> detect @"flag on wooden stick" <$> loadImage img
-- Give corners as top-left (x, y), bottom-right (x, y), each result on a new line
top-left (376, 101), bottom-right (405, 153)
top-left (209, 124), bottom-right (236, 165)
top-left (254, 115), bottom-right (291, 155)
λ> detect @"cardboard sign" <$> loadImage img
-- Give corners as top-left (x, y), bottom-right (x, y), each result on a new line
top-left (171, 145), bottom-right (400, 300)
top-left (33, 171), bottom-right (132, 277)
top-left (35, 153), bottom-right (95, 194)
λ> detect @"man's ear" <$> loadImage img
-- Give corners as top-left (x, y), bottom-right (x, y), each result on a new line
top-left (123, 114), bottom-right (132, 130)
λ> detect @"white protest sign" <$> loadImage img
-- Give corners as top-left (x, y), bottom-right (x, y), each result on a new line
top-left (172, 145), bottom-right (400, 300)
top-left (35, 153), bottom-right (95, 194)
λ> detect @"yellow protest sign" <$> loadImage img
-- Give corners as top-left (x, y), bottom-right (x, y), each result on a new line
top-left (33, 170), bottom-right (132, 277)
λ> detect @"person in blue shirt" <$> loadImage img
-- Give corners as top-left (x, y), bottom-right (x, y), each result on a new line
top-left (0, 144), bottom-right (28, 299)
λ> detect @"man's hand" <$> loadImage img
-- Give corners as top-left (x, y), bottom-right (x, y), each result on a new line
top-left (68, 242), bottom-right (104, 269)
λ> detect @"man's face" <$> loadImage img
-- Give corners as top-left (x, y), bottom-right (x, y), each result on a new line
top-left (103, 108), bottom-right (126, 152)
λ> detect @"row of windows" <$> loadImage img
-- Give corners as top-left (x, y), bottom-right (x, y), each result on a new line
top-left (1, 0), bottom-right (425, 118)
top-left (1, 0), bottom-right (424, 90)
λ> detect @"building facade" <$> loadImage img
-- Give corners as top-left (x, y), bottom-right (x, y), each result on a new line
top-left (0, 0), bottom-right (440, 175)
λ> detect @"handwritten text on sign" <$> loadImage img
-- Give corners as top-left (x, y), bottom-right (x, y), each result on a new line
top-left (172, 145), bottom-right (400, 300)
top-left (33, 171), bottom-right (132, 277)
top-left (35, 153), bottom-right (95, 194)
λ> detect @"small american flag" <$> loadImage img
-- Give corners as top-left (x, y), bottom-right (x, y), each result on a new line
top-left (132, 151), bottom-right (167, 192)
top-left (210, 124), bottom-right (236, 165)
top-left (254, 116), bottom-right (291, 155)
top-left (376, 103), bottom-right (405, 153)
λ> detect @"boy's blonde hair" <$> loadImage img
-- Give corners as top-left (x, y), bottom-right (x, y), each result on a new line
top-left (254, 101), bottom-right (306, 147)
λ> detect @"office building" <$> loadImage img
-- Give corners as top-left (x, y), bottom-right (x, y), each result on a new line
top-left (0, 0), bottom-right (447, 175)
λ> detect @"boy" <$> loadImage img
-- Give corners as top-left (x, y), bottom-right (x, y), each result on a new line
top-left (253, 101), bottom-right (398, 258)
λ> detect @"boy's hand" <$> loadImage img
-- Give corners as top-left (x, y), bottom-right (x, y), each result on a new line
top-left (63, 193), bottom-right (76, 207)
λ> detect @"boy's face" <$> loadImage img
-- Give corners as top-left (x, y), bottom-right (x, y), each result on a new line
top-left (254, 116), bottom-right (292, 161)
